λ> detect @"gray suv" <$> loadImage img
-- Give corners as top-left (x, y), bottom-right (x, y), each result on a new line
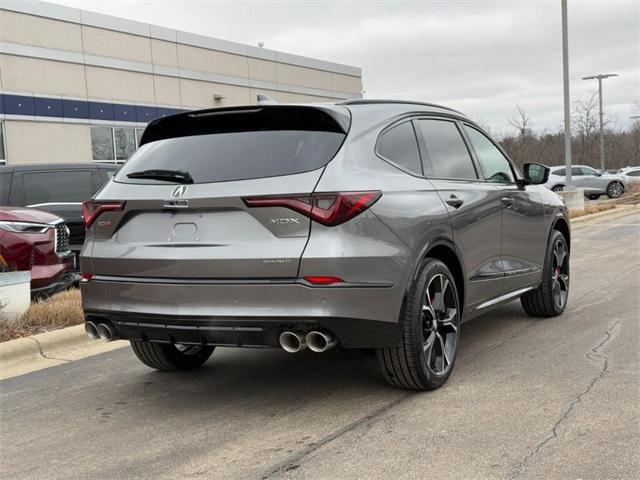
top-left (81, 101), bottom-right (570, 390)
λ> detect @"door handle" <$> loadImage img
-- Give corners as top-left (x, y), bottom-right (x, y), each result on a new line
top-left (445, 195), bottom-right (464, 209)
top-left (501, 197), bottom-right (515, 208)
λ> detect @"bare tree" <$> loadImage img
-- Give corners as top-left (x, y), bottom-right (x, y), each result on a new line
top-left (508, 105), bottom-right (532, 141)
top-left (572, 91), bottom-right (599, 163)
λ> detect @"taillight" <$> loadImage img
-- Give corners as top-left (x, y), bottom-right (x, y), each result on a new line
top-left (244, 191), bottom-right (381, 226)
top-left (82, 201), bottom-right (124, 228)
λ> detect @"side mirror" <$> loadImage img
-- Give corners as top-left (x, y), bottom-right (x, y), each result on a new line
top-left (596, 172), bottom-right (602, 177)
top-left (523, 163), bottom-right (550, 185)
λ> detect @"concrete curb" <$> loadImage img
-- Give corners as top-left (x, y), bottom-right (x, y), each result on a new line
top-left (571, 204), bottom-right (638, 225)
top-left (0, 324), bottom-right (88, 365)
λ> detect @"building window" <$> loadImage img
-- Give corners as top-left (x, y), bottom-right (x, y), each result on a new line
top-left (0, 121), bottom-right (6, 165)
top-left (114, 127), bottom-right (136, 161)
top-left (135, 128), bottom-right (145, 146)
top-left (91, 126), bottom-right (140, 163)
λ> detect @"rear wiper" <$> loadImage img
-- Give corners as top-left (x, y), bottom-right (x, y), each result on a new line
top-left (126, 169), bottom-right (194, 184)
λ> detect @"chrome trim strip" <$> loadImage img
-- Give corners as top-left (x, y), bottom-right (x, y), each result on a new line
top-left (476, 287), bottom-right (535, 310)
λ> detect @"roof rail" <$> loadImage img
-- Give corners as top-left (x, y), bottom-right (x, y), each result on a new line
top-left (338, 99), bottom-right (464, 115)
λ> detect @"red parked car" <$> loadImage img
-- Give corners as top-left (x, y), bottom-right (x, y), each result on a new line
top-left (0, 207), bottom-right (73, 297)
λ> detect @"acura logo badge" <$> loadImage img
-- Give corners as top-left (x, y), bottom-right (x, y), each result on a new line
top-left (171, 185), bottom-right (188, 198)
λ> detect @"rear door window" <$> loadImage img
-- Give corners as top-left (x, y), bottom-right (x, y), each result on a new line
top-left (116, 130), bottom-right (345, 184)
top-left (552, 168), bottom-right (566, 176)
top-left (376, 121), bottom-right (422, 175)
top-left (417, 119), bottom-right (478, 180)
top-left (23, 170), bottom-right (95, 205)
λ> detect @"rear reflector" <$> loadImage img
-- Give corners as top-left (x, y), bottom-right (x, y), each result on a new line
top-left (244, 191), bottom-right (381, 226)
top-left (80, 272), bottom-right (94, 283)
top-left (304, 276), bottom-right (344, 285)
top-left (82, 201), bottom-right (124, 228)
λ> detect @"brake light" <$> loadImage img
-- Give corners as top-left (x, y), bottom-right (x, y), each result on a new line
top-left (82, 201), bottom-right (124, 228)
top-left (244, 191), bottom-right (381, 226)
top-left (304, 276), bottom-right (344, 285)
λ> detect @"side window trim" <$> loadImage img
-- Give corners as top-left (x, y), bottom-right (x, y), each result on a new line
top-left (413, 115), bottom-right (483, 182)
top-left (374, 118), bottom-right (425, 177)
top-left (460, 122), bottom-right (520, 184)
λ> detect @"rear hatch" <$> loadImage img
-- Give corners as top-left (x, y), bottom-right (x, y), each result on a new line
top-left (88, 105), bottom-right (350, 280)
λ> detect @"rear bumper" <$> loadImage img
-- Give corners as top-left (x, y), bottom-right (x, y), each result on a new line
top-left (31, 272), bottom-right (74, 298)
top-left (81, 277), bottom-right (405, 348)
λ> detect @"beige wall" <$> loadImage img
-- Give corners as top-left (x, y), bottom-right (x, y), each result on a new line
top-left (179, 79), bottom-right (251, 109)
top-left (0, 54), bottom-right (87, 97)
top-left (277, 63), bottom-right (332, 91)
top-left (151, 39), bottom-right (179, 68)
top-left (0, 10), bottom-right (82, 52)
top-left (84, 66), bottom-right (155, 103)
top-left (177, 44), bottom-right (249, 78)
top-left (4, 121), bottom-right (92, 164)
top-left (0, 9), bottom-right (362, 102)
top-left (82, 25), bottom-right (153, 64)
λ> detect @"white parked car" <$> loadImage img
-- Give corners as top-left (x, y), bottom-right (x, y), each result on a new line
top-left (617, 166), bottom-right (640, 187)
top-left (544, 165), bottom-right (627, 199)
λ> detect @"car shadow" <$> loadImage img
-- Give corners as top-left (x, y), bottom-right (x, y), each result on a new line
top-left (109, 301), bottom-right (533, 414)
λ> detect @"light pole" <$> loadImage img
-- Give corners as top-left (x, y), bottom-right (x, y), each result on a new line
top-left (582, 73), bottom-right (618, 172)
top-left (561, 0), bottom-right (572, 188)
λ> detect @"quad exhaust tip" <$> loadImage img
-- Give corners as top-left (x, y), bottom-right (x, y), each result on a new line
top-left (279, 331), bottom-right (307, 353)
top-left (85, 321), bottom-right (99, 340)
top-left (85, 321), bottom-right (118, 342)
top-left (96, 323), bottom-right (117, 342)
top-left (306, 330), bottom-right (337, 353)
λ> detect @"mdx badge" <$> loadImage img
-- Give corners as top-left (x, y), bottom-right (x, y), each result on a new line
top-left (270, 218), bottom-right (301, 225)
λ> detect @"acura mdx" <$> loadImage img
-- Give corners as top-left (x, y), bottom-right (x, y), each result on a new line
top-left (81, 100), bottom-right (570, 390)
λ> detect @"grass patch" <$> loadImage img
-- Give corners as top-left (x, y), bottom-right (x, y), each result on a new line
top-left (569, 203), bottom-right (616, 219)
top-left (0, 288), bottom-right (83, 342)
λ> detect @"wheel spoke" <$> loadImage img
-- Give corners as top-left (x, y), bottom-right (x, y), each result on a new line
top-left (435, 333), bottom-right (445, 371)
top-left (423, 330), bottom-right (435, 353)
top-left (439, 308), bottom-right (458, 332)
top-left (438, 333), bottom-right (450, 368)
top-left (422, 303), bottom-right (436, 321)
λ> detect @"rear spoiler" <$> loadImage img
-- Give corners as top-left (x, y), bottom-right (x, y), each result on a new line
top-left (139, 105), bottom-right (351, 146)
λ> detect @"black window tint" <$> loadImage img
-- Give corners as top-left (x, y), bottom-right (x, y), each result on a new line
top-left (117, 130), bottom-right (345, 184)
top-left (0, 173), bottom-right (10, 204)
top-left (627, 170), bottom-right (640, 177)
top-left (23, 171), bottom-right (94, 205)
top-left (376, 122), bottom-right (422, 175)
top-left (553, 168), bottom-right (566, 176)
top-left (571, 167), bottom-right (583, 176)
top-left (418, 120), bottom-right (477, 179)
top-left (464, 126), bottom-right (514, 183)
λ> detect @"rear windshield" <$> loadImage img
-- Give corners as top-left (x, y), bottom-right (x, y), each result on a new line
top-left (115, 130), bottom-right (345, 184)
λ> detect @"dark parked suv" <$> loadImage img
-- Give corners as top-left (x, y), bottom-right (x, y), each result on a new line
top-left (0, 163), bottom-right (117, 273)
top-left (81, 101), bottom-right (570, 390)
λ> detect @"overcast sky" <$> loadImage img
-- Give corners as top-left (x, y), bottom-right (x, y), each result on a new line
top-left (54, 0), bottom-right (639, 135)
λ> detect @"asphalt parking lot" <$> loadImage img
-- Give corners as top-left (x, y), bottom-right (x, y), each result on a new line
top-left (1, 210), bottom-right (638, 480)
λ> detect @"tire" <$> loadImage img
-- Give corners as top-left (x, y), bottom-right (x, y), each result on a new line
top-left (587, 194), bottom-right (600, 200)
top-left (606, 181), bottom-right (623, 199)
top-left (377, 258), bottom-right (461, 390)
top-left (130, 340), bottom-right (215, 371)
top-left (551, 185), bottom-right (564, 192)
top-left (521, 230), bottom-right (569, 318)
